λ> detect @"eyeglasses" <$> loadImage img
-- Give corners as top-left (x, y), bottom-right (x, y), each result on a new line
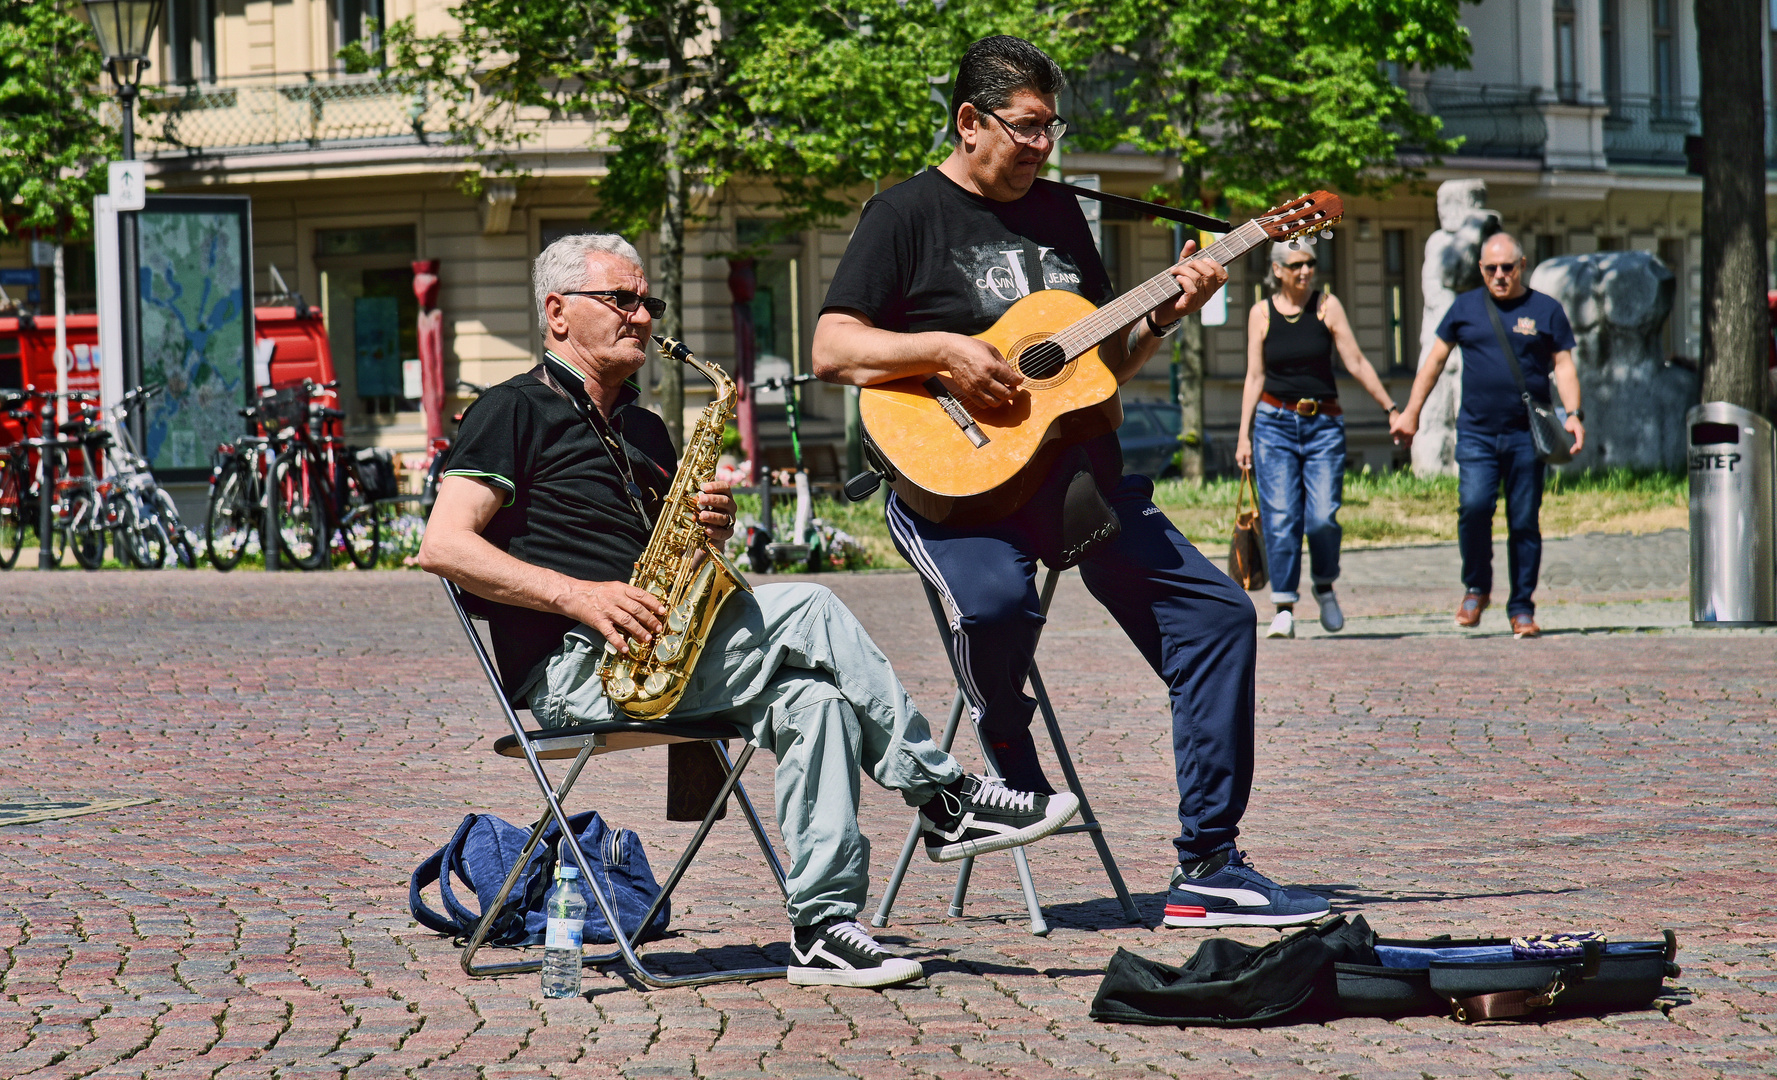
top-left (1480, 262), bottom-right (1521, 276)
top-left (977, 107), bottom-right (1067, 146)
top-left (1283, 259), bottom-right (1317, 270)
top-left (561, 289), bottom-right (667, 318)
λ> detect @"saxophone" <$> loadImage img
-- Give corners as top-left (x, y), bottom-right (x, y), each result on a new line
top-left (596, 335), bottom-right (751, 719)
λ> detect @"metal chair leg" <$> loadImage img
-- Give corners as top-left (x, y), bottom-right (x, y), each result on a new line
top-left (870, 690), bottom-right (967, 928)
top-left (716, 742), bottom-right (788, 900)
top-left (970, 721), bottom-right (1048, 936)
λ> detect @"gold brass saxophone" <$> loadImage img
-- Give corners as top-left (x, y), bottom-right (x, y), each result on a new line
top-left (596, 335), bottom-right (751, 719)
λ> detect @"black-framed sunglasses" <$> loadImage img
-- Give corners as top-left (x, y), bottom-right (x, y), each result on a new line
top-left (561, 289), bottom-right (667, 318)
top-left (1480, 262), bottom-right (1521, 276)
top-left (1283, 258), bottom-right (1317, 270)
top-left (976, 106), bottom-right (1068, 145)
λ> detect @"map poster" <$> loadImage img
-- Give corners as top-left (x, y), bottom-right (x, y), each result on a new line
top-left (135, 195), bottom-right (254, 478)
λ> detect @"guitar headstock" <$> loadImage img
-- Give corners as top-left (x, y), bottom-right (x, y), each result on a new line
top-left (1256, 191), bottom-right (1345, 244)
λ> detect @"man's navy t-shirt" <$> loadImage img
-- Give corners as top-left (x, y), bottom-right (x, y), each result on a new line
top-left (1435, 287), bottom-right (1576, 435)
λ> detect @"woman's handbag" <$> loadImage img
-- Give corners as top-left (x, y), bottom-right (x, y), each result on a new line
top-left (1482, 295), bottom-right (1573, 464)
top-left (1228, 468), bottom-right (1268, 591)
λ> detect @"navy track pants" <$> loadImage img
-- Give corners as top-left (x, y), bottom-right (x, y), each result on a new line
top-left (886, 474), bottom-right (1258, 862)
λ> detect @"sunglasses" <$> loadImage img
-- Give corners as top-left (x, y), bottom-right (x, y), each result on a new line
top-left (1282, 259), bottom-right (1317, 270)
top-left (561, 289), bottom-right (667, 318)
top-left (1481, 262), bottom-right (1521, 276)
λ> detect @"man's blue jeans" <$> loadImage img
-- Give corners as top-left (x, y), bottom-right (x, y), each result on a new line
top-left (1251, 402), bottom-right (1345, 605)
top-left (1456, 428), bottom-right (1544, 618)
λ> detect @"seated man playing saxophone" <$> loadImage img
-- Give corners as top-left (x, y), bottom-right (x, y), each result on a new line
top-left (419, 232), bottom-right (1077, 989)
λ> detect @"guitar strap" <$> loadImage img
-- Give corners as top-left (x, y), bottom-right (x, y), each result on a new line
top-left (1019, 238), bottom-right (1046, 296)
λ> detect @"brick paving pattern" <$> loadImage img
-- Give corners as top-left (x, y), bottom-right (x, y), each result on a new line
top-left (1, 545), bottom-right (1773, 1079)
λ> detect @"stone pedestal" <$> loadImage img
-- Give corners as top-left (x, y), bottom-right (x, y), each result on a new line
top-left (1413, 180), bottom-right (1501, 476)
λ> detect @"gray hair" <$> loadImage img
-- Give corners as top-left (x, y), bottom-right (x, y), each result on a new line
top-left (1269, 240), bottom-right (1313, 266)
top-left (533, 232), bottom-right (643, 324)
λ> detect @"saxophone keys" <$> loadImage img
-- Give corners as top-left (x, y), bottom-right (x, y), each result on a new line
top-left (608, 674), bottom-right (637, 701)
top-left (643, 670), bottom-right (673, 697)
top-left (666, 605), bottom-right (690, 633)
top-left (653, 632), bottom-right (684, 662)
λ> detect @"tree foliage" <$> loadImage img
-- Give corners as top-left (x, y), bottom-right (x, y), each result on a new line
top-left (1054, 0), bottom-right (1473, 210)
top-left (0, 0), bottom-right (116, 238)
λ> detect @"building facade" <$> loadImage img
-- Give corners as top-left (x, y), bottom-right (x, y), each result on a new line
top-left (2, 0), bottom-right (1773, 472)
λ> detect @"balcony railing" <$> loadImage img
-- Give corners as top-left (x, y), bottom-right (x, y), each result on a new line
top-left (1408, 83), bottom-right (1549, 160)
top-left (114, 72), bottom-right (442, 159)
top-left (1602, 94), bottom-right (1698, 166)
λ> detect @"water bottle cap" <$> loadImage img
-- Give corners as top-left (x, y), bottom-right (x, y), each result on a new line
top-left (557, 865), bottom-right (580, 880)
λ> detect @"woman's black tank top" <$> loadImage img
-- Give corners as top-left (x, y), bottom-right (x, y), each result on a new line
top-left (1262, 291), bottom-right (1338, 400)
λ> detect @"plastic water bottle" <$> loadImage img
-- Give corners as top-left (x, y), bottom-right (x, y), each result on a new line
top-left (540, 856), bottom-right (587, 998)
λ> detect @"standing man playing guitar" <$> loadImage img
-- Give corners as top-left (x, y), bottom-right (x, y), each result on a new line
top-left (813, 35), bottom-right (1329, 928)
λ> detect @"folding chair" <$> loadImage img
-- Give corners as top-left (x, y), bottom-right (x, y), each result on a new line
top-left (441, 579), bottom-right (790, 987)
top-left (870, 566), bottom-right (1141, 936)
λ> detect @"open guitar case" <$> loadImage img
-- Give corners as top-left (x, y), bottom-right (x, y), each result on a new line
top-left (1090, 915), bottom-right (1681, 1027)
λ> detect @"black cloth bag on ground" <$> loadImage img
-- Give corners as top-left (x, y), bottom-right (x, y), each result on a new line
top-left (409, 810), bottom-right (670, 946)
top-left (1091, 915), bottom-right (1679, 1027)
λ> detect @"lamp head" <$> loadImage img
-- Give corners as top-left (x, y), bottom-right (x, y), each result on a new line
top-left (82, 0), bottom-right (164, 86)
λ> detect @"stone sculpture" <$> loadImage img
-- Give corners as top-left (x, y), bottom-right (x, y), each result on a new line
top-left (1529, 252), bottom-right (1690, 471)
top-left (1413, 179), bottom-right (1501, 476)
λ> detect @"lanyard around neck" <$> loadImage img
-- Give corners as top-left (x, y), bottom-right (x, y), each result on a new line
top-left (543, 351), bottom-right (654, 530)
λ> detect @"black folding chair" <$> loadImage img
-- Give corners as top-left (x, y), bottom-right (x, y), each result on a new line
top-left (440, 578), bottom-right (790, 987)
top-left (869, 566), bottom-right (1141, 935)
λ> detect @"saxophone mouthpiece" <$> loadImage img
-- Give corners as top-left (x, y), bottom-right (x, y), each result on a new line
top-left (653, 335), bottom-right (693, 362)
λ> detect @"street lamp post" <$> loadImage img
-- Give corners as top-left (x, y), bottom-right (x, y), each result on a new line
top-left (82, 1), bottom-right (162, 445)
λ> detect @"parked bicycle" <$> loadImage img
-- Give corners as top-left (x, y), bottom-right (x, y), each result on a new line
top-left (303, 381), bottom-right (381, 569)
top-left (0, 388), bottom-right (44, 569)
top-left (205, 387), bottom-right (326, 571)
top-left (420, 379), bottom-right (488, 515)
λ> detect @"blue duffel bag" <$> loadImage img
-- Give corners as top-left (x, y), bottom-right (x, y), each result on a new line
top-left (409, 810), bottom-right (670, 946)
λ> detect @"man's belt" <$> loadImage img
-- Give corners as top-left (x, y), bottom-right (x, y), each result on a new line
top-left (1261, 392), bottom-right (1342, 417)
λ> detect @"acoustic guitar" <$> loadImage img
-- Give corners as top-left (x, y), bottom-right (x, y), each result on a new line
top-left (859, 190), bottom-right (1345, 526)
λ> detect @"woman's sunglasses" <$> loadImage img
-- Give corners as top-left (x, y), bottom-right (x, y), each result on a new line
top-left (561, 289), bottom-right (668, 318)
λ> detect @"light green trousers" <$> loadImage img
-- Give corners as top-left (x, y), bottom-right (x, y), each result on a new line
top-left (530, 582), bottom-right (963, 926)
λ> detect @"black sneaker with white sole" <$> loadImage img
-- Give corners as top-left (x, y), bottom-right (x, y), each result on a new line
top-left (787, 919), bottom-right (924, 988)
top-left (918, 774), bottom-right (1080, 863)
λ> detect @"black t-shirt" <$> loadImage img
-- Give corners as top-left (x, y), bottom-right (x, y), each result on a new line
top-left (821, 169), bottom-right (1125, 507)
top-left (822, 168), bottom-right (1115, 335)
top-left (442, 352), bottom-right (675, 699)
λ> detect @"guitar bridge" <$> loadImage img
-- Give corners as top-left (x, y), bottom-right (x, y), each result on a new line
top-left (923, 376), bottom-right (990, 448)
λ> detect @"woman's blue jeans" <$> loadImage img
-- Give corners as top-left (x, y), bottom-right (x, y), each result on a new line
top-left (1251, 402), bottom-right (1346, 604)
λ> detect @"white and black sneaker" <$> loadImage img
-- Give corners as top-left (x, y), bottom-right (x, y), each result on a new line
top-left (918, 775), bottom-right (1079, 863)
top-left (787, 919), bottom-right (924, 988)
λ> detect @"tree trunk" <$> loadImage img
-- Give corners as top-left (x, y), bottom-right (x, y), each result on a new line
top-left (657, 116), bottom-right (687, 451)
top-left (1177, 313), bottom-right (1205, 480)
top-left (1694, 0), bottom-right (1770, 413)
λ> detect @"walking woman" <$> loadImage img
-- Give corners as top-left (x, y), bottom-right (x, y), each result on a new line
top-left (1237, 242), bottom-right (1399, 639)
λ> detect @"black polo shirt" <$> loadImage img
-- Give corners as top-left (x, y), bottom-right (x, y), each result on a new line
top-left (442, 351), bottom-right (675, 699)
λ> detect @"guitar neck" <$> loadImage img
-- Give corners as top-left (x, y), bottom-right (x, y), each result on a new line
top-left (1052, 218), bottom-right (1274, 359)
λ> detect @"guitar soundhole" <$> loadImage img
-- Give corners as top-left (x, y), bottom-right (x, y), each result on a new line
top-left (1016, 339), bottom-right (1069, 383)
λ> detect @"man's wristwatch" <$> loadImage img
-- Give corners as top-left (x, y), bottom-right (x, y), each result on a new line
top-left (1569, 408), bottom-right (1585, 422)
top-left (1147, 311), bottom-right (1181, 338)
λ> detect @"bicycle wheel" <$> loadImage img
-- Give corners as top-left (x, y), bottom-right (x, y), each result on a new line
top-left (274, 453), bottom-right (328, 570)
top-left (206, 461), bottom-right (255, 572)
top-left (338, 462), bottom-right (381, 569)
top-left (68, 491), bottom-right (106, 570)
top-left (156, 488), bottom-right (199, 569)
top-left (0, 462), bottom-right (22, 570)
top-left (117, 495), bottom-right (168, 570)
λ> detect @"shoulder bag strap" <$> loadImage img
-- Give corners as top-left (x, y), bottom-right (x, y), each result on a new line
top-left (1019, 238), bottom-right (1047, 296)
top-left (1481, 294), bottom-right (1533, 402)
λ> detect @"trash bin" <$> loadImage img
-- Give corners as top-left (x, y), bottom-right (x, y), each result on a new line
top-left (1687, 402), bottom-right (1776, 626)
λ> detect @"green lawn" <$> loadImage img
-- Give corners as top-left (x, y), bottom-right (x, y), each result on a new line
top-left (750, 469), bottom-right (1688, 571)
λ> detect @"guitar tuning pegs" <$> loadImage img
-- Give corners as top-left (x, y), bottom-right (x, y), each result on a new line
top-left (1304, 234), bottom-right (1318, 246)
top-left (1320, 229), bottom-right (1334, 240)
top-left (1288, 240), bottom-right (1301, 250)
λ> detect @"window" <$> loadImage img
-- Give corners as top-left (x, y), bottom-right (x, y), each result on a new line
top-left (1653, 0), bottom-right (1677, 112)
top-left (335, 0), bottom-right (385, 61)
top-left (1599, 0), bottom-right (1620, 108)
top-left (1554, 0), bottom-right (1579, 103)
top-left (164, 0), bottom-right (213, 85)
top-left (1534, 233), bottom-right (1561, 267)
top-left (316, 225), bottom-right (415, 258)
top-left (1382, 230), bottom-right (1410, 372)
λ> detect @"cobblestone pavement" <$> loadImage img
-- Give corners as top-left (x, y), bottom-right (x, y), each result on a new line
top-left (2, 536), bottom-right (1774, 1080)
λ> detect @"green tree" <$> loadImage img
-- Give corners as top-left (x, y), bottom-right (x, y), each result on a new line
top-left (1054, 0), bottom-right (1472, 478)
top-left (0, 0), bottom-right (116, 240)
top-left (368, 0), bottom-right (1037, 446)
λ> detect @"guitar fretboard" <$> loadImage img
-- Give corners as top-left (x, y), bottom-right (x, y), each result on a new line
top-left (1047, 218), bottom-right (1275, 361)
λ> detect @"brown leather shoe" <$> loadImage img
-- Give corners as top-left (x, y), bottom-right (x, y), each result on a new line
top-left (1454, 592), bottom-right (1489, 627)
top-left (1512, 614), bottom-right (1541, 639)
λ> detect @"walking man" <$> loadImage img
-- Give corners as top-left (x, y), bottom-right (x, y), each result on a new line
top-left (1391, 233), bottom-right (1585, 638)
